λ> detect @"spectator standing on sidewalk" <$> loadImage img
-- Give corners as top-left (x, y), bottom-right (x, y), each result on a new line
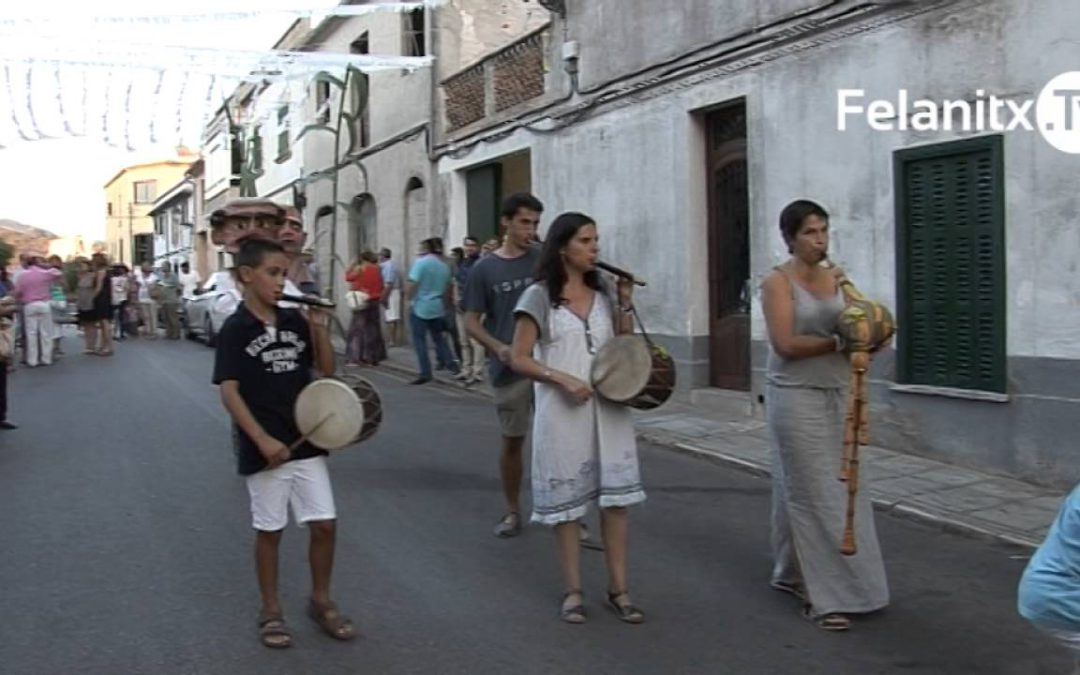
top-left (344, 251), bottom-right (386, 367)
top-left (379, 248), bottom-right (404, 347)
top-left (110, 265), bottom-right (131, 341)
top-left (0, 295), bottom-right (15, 429)
top-left (12, 254), bottom-right (32, 364)
top-left (90, 253), bottom-right (114, 356)
top-left (46, 255), bottom-right (68, 357)
top-left (159, 262), bottom-right (182, 340)
top-left (13, 254), bottom-right (61, 367)
top-left (430, 238), bottom-right (461, 369)
top-left (454, 236), bottom-right (484, 385)
top-left (406, 238), bottom-right (458, 385)
top-left (134, 261), bottom-right (159, 339)
top-left (463, 193), bottom-right (544, 538)
top-left (74, 259), bottom-right (99, 354)
top-left (178, 262), bottom-right (200, 302)
top-left (124, 265), bottom-right (141, 339)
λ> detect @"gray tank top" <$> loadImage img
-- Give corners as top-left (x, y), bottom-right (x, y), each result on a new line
top-left (765, 269), bottom-right (848, 389)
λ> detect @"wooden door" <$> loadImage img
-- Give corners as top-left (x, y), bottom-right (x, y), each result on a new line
top-left (706, 103), bottom-right (751, 390)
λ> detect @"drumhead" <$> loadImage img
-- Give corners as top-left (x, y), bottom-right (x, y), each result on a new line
top-left (591, 335), bottom-right (653, 402)
top-left (294, 379), bottom-right (365, 450)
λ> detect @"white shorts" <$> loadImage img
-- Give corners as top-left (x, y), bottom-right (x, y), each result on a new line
top-left (245, 456), bottom-right (336, 531)
top-left (384, 288), bottom-right (402, 322)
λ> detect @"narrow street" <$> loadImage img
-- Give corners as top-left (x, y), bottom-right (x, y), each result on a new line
top-left (0, 338), bottom-right (1066, 675)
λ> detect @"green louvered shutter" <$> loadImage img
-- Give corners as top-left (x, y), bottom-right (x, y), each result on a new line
top-left (895, 135), bottom-right (1006, 393)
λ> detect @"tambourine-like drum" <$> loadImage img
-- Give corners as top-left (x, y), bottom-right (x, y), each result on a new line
top-left (341, 375), bottom-right (383, 443)
top-left (294, 379), bottom-right (365, 450)
top-left (590, 335), bottom-right (676, 410)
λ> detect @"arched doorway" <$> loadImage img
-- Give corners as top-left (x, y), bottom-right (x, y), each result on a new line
top-left (403, 177), bottom-right (427, 260)
top-left (348, 193), bottom-right (377, 258)
top-left (706, 101), bottom-right (750, 390)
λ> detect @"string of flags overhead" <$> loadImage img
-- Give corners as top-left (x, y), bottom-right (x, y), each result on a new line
top-left (0, 1), bottom-right (445, 150)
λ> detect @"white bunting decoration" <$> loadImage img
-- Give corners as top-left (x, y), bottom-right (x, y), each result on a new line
top-left (0, 1), bottom-right (447, 29)
top-left (0, 2), bottom-right (443, 149)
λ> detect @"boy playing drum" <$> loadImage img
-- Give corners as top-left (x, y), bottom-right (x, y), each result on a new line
top-left (212, 235), bottom-right (355, 648)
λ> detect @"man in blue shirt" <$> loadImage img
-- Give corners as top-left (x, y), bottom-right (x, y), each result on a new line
top-left (1019, 483), bottom-right (1080, 672)
top-left (406, 238), bottom-right (459, 384)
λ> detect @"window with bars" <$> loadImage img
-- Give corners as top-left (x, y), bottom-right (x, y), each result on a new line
top-left (249, 125), bottom-right (263, 172)
top-left (403, 9), bottom-right (425, 57)
top-left (276, 106), bottom-right (290, 160)
top-left (350, 32), bottom-right (369, 56)
top-left (894, 135), bottom-right (1006, 394)
top-left (315, 81), bottom-right (331, 124)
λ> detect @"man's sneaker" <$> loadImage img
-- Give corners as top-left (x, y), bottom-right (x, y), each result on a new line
top-left (493, 512), bottom-right (522, 538)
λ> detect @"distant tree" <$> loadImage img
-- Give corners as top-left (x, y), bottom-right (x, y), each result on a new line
top-left (0, 238), bottom-right (12, 270)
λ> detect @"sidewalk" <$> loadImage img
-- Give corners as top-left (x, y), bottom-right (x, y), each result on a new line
top-left (370, 345), bottom-right (1062, 550)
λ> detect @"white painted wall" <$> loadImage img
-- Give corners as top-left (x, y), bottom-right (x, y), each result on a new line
top-left (440, 0), bottom-right (1080, 362)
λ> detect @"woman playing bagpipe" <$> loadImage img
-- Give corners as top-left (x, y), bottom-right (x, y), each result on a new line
top-left (760, 200), bottom-right (892, 631)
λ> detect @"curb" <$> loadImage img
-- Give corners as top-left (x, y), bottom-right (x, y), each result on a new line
top-left (374, 359), bottom-right (1039, 552)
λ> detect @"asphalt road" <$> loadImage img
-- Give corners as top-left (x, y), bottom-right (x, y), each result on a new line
top-left (0, 335), bottom-right (1068, 675)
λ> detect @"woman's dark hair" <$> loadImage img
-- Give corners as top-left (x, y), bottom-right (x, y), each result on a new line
top-left (779, 200), bottom-right (829, 253)
top-left (500, 193), bottom-right (544, 220)
top-left (235, 236), bottom-right (285, 270)
top-left (359, 250), bottom-right (378, 264)
top-left (535, 212), bottom-right (602, 307)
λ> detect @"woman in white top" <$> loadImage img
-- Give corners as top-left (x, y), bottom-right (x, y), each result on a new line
top-left (511, 212), bottom-right (645, 625)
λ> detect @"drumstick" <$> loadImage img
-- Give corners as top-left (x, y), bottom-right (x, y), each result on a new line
top-left (290, 412), bottom-right (336, 451)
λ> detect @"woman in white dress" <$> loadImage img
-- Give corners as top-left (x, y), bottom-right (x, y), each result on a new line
top-left (511, 212), bottom-right (646, 625)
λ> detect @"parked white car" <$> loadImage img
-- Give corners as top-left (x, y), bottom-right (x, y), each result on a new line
top-left (184, 272), bottom-right (240, 346)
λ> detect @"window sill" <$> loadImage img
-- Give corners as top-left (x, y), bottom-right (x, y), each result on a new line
top-left (888, 383), bottom-right (1009, 403)
top-left (275, 151), bottom-right (292, 164)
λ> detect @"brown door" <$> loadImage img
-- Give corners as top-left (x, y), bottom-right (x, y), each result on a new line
top-left (706, 103), bottom-right (750, 390)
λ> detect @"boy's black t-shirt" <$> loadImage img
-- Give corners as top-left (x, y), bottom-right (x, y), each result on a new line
top-left (212, 302), bottom-right (325, 475)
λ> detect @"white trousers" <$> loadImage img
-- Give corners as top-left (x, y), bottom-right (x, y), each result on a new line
top-left (23, 301), bottom-right (53, 366)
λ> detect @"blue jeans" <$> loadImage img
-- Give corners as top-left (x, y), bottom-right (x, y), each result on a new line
top-left (410, 311), bottom-right (459, 379)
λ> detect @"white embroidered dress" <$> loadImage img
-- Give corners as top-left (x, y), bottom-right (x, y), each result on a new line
top-left (515, 283), bottom-right (646, 525)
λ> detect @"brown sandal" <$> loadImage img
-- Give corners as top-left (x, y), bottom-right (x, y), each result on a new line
top-left (607, 590), bottom-right (645, 624)
top-left (257, 611), bottom-right (293, 649)
top-left (560, 589), bottom-right (586, 624)
top-left (307, 600), bottom-right (356, 641)
top-left (802, 605), bottom-right (851, 631)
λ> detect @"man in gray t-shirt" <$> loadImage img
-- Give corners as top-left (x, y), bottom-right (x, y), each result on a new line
top-left (464, 193), bottom-right (543, 538)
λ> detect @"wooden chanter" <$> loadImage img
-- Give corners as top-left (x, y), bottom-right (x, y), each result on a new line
top-left (823, 260), bottom-right (895, 556)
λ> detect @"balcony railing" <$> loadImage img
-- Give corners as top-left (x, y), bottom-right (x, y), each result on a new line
top-left (443, 24), bottom-right (549, 132)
